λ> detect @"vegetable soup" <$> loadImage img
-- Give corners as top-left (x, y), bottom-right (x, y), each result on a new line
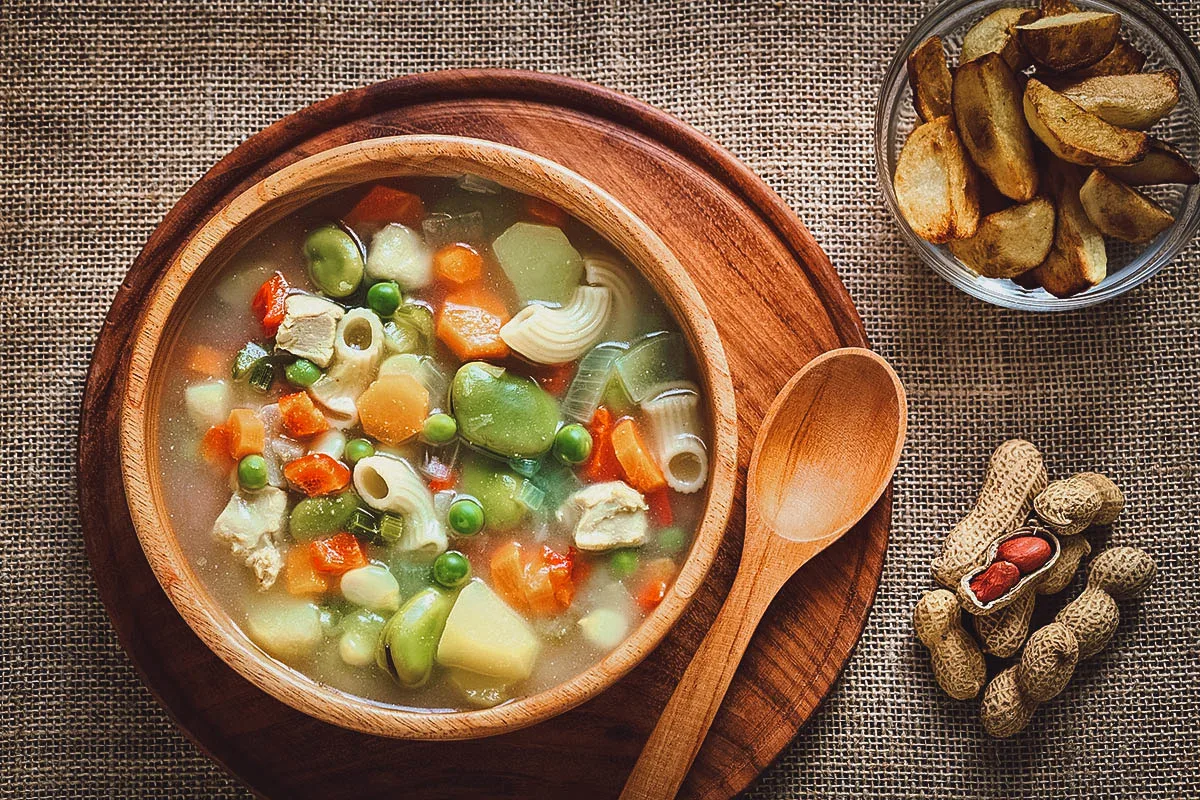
top-left (156, 175), bottom-right (711, 711)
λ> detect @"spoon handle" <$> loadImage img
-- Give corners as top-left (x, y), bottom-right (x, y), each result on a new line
top-left (619, 558), bottom-right (787, 800)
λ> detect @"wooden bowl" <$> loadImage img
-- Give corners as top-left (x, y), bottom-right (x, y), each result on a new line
top-left (119, 135), bottom-right (738, 740)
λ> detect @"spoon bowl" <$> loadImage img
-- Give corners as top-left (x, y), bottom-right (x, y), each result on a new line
top-left (621, 347), bottom-right (906, 800)
top-left (750, 348), bottom-right (907, 542)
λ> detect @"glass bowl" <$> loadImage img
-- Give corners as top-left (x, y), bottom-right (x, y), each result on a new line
top-left (875, 0), bottom-right (1200, 311)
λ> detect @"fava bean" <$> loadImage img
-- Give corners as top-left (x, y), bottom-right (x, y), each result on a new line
top-left (304, 224), bottom-right (364, 298)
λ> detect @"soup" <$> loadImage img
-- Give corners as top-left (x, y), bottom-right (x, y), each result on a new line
top-left (157, 175), bottom-right (710, 711)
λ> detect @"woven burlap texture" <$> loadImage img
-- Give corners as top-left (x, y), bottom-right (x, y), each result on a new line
top-left (3, 1), bottom-right (1198, 797)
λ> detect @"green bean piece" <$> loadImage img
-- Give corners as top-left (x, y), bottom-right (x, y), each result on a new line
top-left (379, 512), bottom-right (406, 544)
top-left (304, 224), bottom-right (364, 298)
top-left (289, 493), bottom-right (360, 541)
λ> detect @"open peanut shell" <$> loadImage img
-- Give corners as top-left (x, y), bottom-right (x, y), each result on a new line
top-left (957, 527), bottom-right (1062, 616)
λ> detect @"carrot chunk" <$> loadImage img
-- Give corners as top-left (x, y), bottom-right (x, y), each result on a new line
top-left (488, 541), bottom-right (576, 617)
top-left (284, 546), bottom-right (329, 595)
top-left (309, 533), bottom-right (368, 575)
top-left (636, 557), bottom-right (676, 612)
top-left (357, 373), bottom-right (429, 445)
top-left (187, 344), bottom-right (226, 378)
top-left (646, 487), bottom-right (674, 527)
top-left (278, 391), bottom-right (329, 438)
top-left (200, 424), bottom-right (234, 466)
top-left (250, 272), bottom-right (289, 336)
top-left (435, 284), bottom-right (511, 361)
top-left (283, 453), bottom-right (351, 496)
top-left (523, 196), bottom-right (569, 227)
top-left (433, 243), bottom-right (484, 285)
top-left (490, 542), bottom-right (528, 613)
top-left (344, 185), bottom-right (425, 229)
top-left (226, 408), bottom-right (265, 459)
top-left (583, 406), bottom-right (623, 483)
top-left (611, 417), bottom-right (667, 493)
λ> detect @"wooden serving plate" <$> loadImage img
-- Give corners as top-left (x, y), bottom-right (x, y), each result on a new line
top-left (79, 70), bottom-right (890, 799)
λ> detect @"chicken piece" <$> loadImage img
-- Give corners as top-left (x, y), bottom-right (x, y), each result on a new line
top-left (275, 294), bottom-right (344, 368)
top-left (559, 480), bottom-right (649, 551)
top-left (212, 486), bottom-right (288, 589)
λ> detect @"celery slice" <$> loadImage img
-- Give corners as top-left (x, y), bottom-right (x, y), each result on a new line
top-left (615, 332), bottom-right (687, 403)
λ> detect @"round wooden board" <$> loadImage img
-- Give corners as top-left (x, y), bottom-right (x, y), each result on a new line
top-left (79, 70), bottom-right (890, 800)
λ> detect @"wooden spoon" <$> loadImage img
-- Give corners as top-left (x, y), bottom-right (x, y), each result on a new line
top-left (619, 347), bottom-right (907, 800)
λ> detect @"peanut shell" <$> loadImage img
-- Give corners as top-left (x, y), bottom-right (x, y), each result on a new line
top-left (1034, 472), bottom-right (1124, 535)
top-left (914, 589), bottom-right (987, 700)
top-left (975, 591), bottom-right (1035, 657)
top-left (1037, 534), bottom-right (1091, 595)
top-left (1017, 622), bottom-right (1079, 702)
top-left (1088, 545), bottom-right (1157, 600)
top-left (957, 527), bottom-right (1061, 616)
top-left (980, 666), bottom-right (1037, 738)
top-left (933, 439), bottom-right (1048, 589)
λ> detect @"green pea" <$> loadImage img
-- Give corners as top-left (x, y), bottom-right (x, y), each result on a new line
top-left (237, 454), bottom-right (269, 491)
top-left (304, 224), bottom-right (364, 298)
top-left (344, 438), bottom-right (375, 465)
top-left (447, 498), bottom-right (485, 536)
top-left (285, 358), bottom-right (322, 388)
top-left (553, 423), bottom-right (593, 465)
top-left (422, 413), bottom-right (458, 444)
top-left (658, 527), bottom-right (687, 555)
top-left (610, 548), bottom-right (640, 579)
top-left (367, 281), bottom-right (402, 316)
top-left (433, 550), bottom-right (471, 588)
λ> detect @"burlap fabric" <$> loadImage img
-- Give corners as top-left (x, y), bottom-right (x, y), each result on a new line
top-left (4, 1), bottom-right (1198, 797)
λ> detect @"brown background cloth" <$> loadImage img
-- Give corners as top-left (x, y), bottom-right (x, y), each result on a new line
top-left (3, 1), bottom-right (1198, 797)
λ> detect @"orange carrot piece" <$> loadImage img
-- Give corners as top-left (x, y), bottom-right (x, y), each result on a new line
top-left (428, 468), bottom-right (457, 494)
top-left (283, 453), bottom-right (351, 497)
top-left (278, 391), bottom-right (329, 438)
top-left (433, 243), bottom-right (484, 285)
top-left (250, 272), bottom-right (289, 336)
top-left (187, 344), bottom-right (227, 377)
top-left (436, 284), bottom-right (511, 361)
top-left (611, 418), bottom-right (667, 493)
top-left (583, 406), bottom-right (623, 483)
top-left (200, 424), bottom-right (234, 467)
top-left (284, 546), bottom-right (329, 595)
top-left (636, 557), bottom-right (676, 612)
top-left (491, 542), bottom-right (528, 613)
top-left (542, 545), bottom-right (577, 609)
top-left (523, 196), bottom-right (569, 227)
top-left (226, 408), bottom-right (265, 459)
top-left (344, 185), bottom-right (425, 229)
top-left (646, 487), bottom-right (674, 526)
top-left (309, 533), bottom-right (368, 575)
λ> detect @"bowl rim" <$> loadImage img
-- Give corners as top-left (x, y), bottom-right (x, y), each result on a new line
top-left (874, 0), bottom-right (1200, 312)
top-left (118, 134), bottom-right (738, 740)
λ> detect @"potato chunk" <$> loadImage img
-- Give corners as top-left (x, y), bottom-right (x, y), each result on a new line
top-left (949, 198), bottom-right (1056, 278)
top-left (436, 580), bottom-right (541, 682)
top-left (893, 116), bottom-right (981, 243)
top-left (953, 54), bottom-right (1039, 202)
top-left (906, 36), bottom-right (954, 122)
top-left (1053, 71), bottom-right (1180, 131)
top-left (1023, 80), bottom-right (1148, 167)
top-left (1106, 140), bottom-right (1199, 186)
top-left (1031, 164), bottom-right (1107, 298)
top-left (1016, 11), bottom-right (1120, 73)
top-left (960, 7), bottom-right (1041, 71)
top-left (1078, 169), bottom-right (1174, 244)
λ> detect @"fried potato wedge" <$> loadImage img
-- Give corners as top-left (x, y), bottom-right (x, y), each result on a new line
top-left (1031, 163), bottom-right (1107, 297)
top-left (1040, 0), bottom-right (1080, 16)
top-left (1070, 37), bottom-right (1147, 79)
top-left (954, 54), bottom-right (1039, 201)
top-left (1023, 79), bottom-right (1148, 167)
top-left (1105, 139), bottom-right (1200, 186)
top-left (961, 8), bottom-right (1042, 71)
top-left (949, 197), bottom-right (1056, 277)
top-left (894, 116), bottom-right (981, 243)
top-left (907, 36), bottom-right (955, 122)
top-left (1052, 70), bottom-right (1180, 130)
top-left (1016, 11), bottom-right (1121, 73)
top-left (1079, 169), bottom-right (1175, 243)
